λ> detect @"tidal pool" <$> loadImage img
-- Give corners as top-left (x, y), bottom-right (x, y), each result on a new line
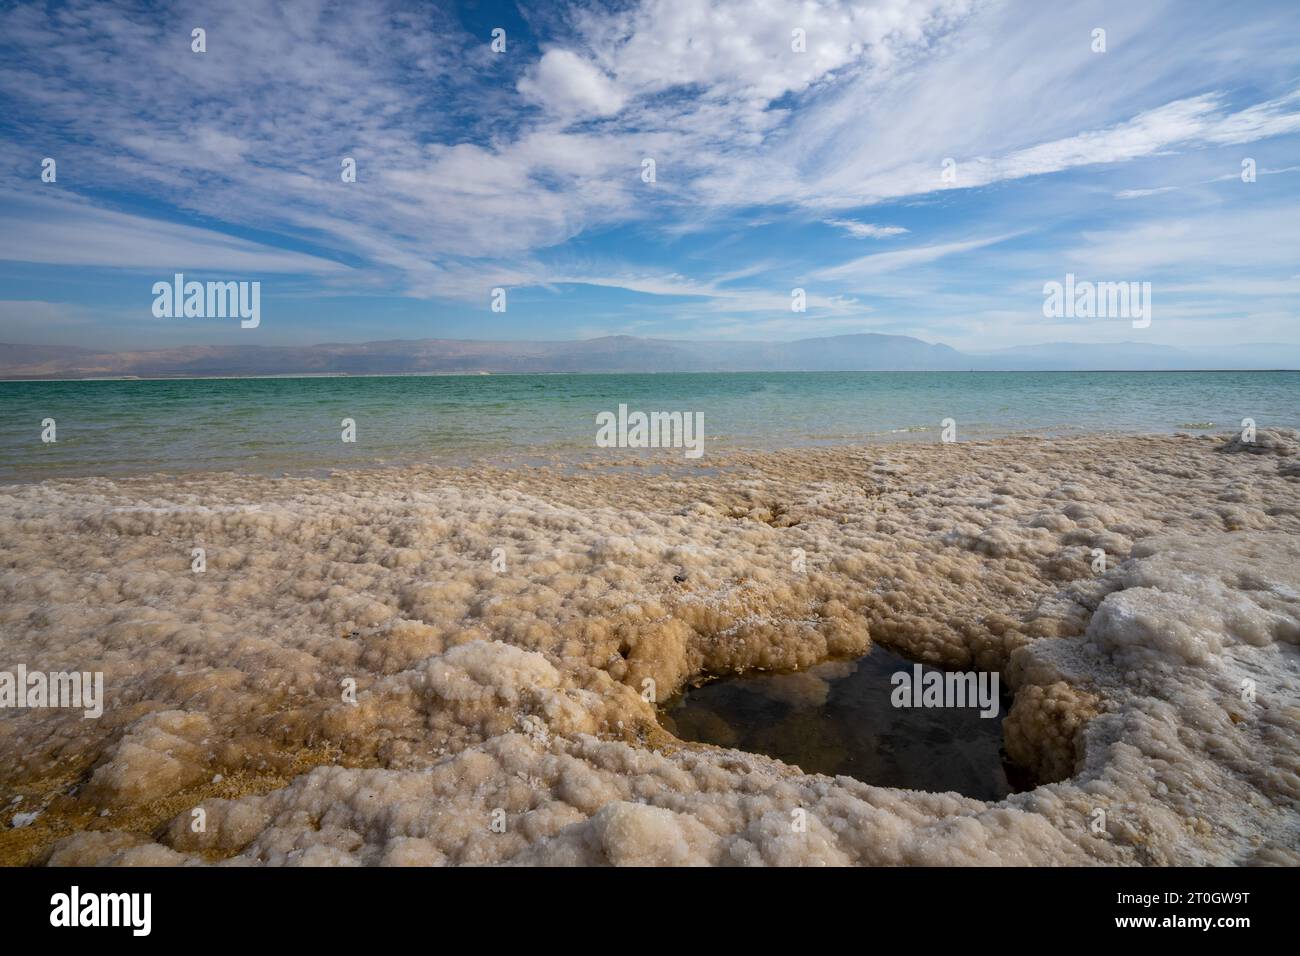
top-left (660, 645), bottom-right (1030, 801)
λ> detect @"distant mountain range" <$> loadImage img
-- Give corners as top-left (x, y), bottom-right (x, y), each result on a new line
top-left (2, 334), bottom-right (1298, 379)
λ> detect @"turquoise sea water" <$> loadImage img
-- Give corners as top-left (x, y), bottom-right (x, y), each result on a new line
top-left (1, 370), bottom-right (1297, 480)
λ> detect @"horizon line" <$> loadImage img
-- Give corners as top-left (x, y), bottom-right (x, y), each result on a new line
top-left (4, 368), bottom-right (1300, 384)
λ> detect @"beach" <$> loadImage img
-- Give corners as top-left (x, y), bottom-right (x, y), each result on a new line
top-left (2, 427), bottom-right (1298, 866)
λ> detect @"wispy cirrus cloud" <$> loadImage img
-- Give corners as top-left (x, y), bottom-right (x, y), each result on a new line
top-left (0, 0), bottom-right (1298, 349)
top-left (823, 219), bottom-right (910, 239)
top-left (0, 191), bottom-right (348, 274)
top-left (814, 234), bottom-right (1021, 281)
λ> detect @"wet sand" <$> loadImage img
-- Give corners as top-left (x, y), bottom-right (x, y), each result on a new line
top-left (1, 431), bottom-right (1298, 865)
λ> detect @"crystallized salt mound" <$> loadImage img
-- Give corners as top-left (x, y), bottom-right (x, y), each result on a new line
top-left (72, 734), bottom-right (1083, 866)
top-left (1087, 534), bottom-right (1300, 664)
top-left (1218, 426), bottom-right (1299, 456)
top-left (1003, 681), bottom-right (1100, 783)
top-left (5, 433), bottom-right (1300, 866)
top-left (86, 711), bottom-right (216, 807)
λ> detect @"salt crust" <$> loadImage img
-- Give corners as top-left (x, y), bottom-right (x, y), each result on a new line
top-left (2, 431), bottom-right (1297, 865)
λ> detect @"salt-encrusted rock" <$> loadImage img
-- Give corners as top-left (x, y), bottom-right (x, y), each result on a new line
top-left (1219, 426), bottom-right (1298, 456)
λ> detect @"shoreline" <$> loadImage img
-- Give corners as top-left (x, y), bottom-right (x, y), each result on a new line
top-left (0, 427), bottom-right (1237, 485)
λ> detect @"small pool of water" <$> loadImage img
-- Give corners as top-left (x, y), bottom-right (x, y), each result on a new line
top-left (660, 645), bottom-right (1030, 801)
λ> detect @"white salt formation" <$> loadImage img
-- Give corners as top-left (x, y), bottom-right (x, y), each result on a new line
top-left (1, 431), bottom-right (1298, 865)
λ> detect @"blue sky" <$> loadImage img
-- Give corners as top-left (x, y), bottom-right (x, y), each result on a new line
top-left (1, 0), bottom-right (1298, 351)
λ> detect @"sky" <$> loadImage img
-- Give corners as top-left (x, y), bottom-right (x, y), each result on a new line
top-left (0, 0), bottom-right (1298, 352)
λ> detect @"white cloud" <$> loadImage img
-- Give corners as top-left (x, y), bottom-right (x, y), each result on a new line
top-left (1062, 207), bottom-right (1300, 275)
top-left (824, 219), bottom-right (910, 238)
top-left (1115, 186), bottom-right (1178, 199)
top-left (1, 0), bottom-right (1298, 346)
top-left (1198, 87), bottom-right (1300, 145)
top-left (517, 49), bottom-right (627, 118)
top-left (0, 192), bottom-right (348, 274)
top-left (554, 270), bottom-right (860, 316)
top-left (815, 234), bottom-right (1018, 281)
top-left (690, 0), bottom-right (1300, 213)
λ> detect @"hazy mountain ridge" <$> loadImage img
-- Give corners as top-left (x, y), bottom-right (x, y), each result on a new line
top-left (1, 334), bottom-right (1297, 379)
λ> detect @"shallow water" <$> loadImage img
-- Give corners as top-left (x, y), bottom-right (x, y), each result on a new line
top-left (2, 369), bottom-right (1298, 480)
top-left (661, 646), bottom-right (1025, 801)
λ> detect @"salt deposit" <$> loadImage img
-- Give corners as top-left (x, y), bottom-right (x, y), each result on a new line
top-left (1, 430), bottom-right (1297, 865)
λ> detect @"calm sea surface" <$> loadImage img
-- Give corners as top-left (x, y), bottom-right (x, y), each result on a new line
top-left (2, 370), bottom-right (1297, 480)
